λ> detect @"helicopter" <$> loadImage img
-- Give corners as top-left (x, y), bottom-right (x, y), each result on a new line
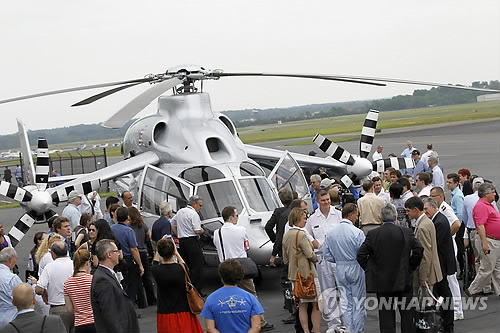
top-left (1, 65), bottom-right (498, 266)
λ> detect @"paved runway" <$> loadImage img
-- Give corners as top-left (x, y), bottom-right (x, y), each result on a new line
top-left (1, 119), bottom-right (500, 332)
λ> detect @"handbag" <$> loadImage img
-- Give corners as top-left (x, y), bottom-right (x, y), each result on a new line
top-left (415, 283), bottom-right (443, 333)
top-left (292, 230), bottom-right (317, 299)
top-left (217, 226), bottom-right (259, 279)
top-left (180, 263), bottom-right (205, 315)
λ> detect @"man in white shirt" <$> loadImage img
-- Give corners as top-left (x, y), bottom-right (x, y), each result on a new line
top-left (416, 172), bottom-right (433, 197)
top-left (35, 241), bottom-right (73, 332)
top-left (421, 143), bottom-right (438, 168)
top-left (61, 190), bottom-right (81, 232)
top-left (305, 189), bottom-right (342, 331)
top-left (171, 195), bottom-right (205, 293)
top-left (372, 145), bottom-right (383, 161)
top-left (428, 156), bottom-right (445, 190)
top-left (213, 206), bottom-right (274, 332)
top-left (373, 176), bottom-right (391, 204)
top-left (79, 191), bottom-right (103, 220)
top-left (430, 187), bottom-right (463, 321)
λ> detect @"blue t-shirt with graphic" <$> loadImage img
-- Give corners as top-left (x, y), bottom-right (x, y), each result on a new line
top-left (201, 286), bottom-right (264, 333)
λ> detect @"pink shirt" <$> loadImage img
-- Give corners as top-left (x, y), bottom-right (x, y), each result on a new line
top-left (473, 198), bottom-right (500, 239)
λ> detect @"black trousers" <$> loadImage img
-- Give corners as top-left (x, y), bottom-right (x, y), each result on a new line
top-left (455, 222), bottom-right (466, 274)
top-left (377, 289), bottom-right (416, 333)
top-left (138, 250), bottom-right (156, 306)
top-left (179, 237), bottom-right (204, 291)
top-left (121, 256), bottom-right (141, 306)
top-left (433, 278), bottom-right (454, 332)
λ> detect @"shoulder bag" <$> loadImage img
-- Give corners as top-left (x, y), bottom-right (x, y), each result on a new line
top-left (292, 230), bottom-right (317, 299)
top-left (217, 226), bottom-right (259, 279)
top-left (179, 263), bottom-right (205, 315)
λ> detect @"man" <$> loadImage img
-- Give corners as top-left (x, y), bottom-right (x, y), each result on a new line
top-left (91, 239), bottom-right (139, 333)
top-left (51, 169), bottom-right (63, 186)
top-left (320, 178), bottom-right (335, 190)
top-left (111, 207), bottom-right (144, 305)
top-left (121, 191), bottom-right (136, 208)
top-left (324, 203), bottom-right (366, 333)
top-left (171, 195), bottom-right (205, 293)
top-left (458, 168), bottom-right (473, 196)
top-left (305, 189), bottom-right (342, 331)
top-left (396, 177), bottom-right (414, 203)
top-left (423, 198), bottom-right (455, 333)
top-left (265, 188), bottom-right (293, 244)
top-left (358, 204), bottom-right (423, 333)
top-left (400, 141), bottom-right (416, 175)
top-left (52, 217), bottom-right (72, 257)
top-left (61, 190), bottom-right (81, 232)
top-left (214, 206), bottom-right (274, 332)
top-left (103, 196), bottom-right (119, 226)
top-left (79, 191), bottom-right (103, 220)
top-left (14, 165), bottom-right (22, 187)
top-left (466, 183), bottom-right (500, 298)
top-left (416, 172), bottom-right (433, 197)
top-left (35, 241), bottom-right (74, 332)
top-left (201, 259), bottom-right (264, 333)
top-left (389, 183), bottom-right (410, 228)
top-left (404, 197), bottom-right (442, 302)
top-left (371, 145), bottom-right (383, 161)
top-left (447, 173), bottom-right (466, 281)
top-left (409, 150), bottom-right (426, 182)
top-left (372, 176), bottom-right (390, 205)
top-left (309, 174), bottom-right (321, 211)
top-left (421, 143), bottom-right (438, 169)
top-left (430, 186), bottom-right (464, 321)
top-left (151, 201), bottom-right (173, 249)
top-left (357, 180), bottom-right (385, 234)
top-left (0, 248), bottom-right (22, 327)
top-left (2, 167), bottom-right (11, 183)
top-left (428, 156), bottom-right (445, 190)
top-left (0, 283), bottom-right (65, 333)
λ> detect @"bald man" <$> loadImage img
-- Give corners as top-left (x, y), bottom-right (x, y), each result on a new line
top-left (0, 283), bottom-right (65, 333)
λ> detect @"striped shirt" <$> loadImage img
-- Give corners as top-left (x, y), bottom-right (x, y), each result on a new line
top-left (64, 274), bottom-right (94, 327)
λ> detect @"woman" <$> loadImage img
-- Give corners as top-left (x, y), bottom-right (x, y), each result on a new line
top-left (128, 207), bottom-right (156, 307)
top-left (27, 231), bottom-right (45, 280)
top-left (64, 249), bottom-right (96, 332)
top-left (282, 207), bottom-right (320, 333)
top-left (73, 213), bottom-right (92, 249)
top-left (91, 219), bottom-right (122, 268)
top-left (151, 237), bottom-right (203, 333)
top-left (0, 223), bottom-right (12, 250)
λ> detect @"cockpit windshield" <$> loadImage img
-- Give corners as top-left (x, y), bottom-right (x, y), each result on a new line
top-left (239, 177), bottom-right (279, 212)
top-left (196, 180), bottom-right (243, 220)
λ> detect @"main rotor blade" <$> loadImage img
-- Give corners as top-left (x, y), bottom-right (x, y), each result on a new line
top-left (0, 78), bottom-right (153, 105)
top-left (359, 109), bottom-right (379, 158)
top-left (72, 82), bottom-right (145, 106)
top-left (216, 72), bottom-right (386, 86)
top-left (0, 181), bottom-right (32, 202)
top-left (35, 137), bottom-right (50, 191)
top-left (313, 134), bottom-right (355, 166)
top-left (101, 77), bottom-right (182, 129)
top-left (372, 157), bottom-right (415, 173)
top-left (7, 211), bottom-right (37, 247)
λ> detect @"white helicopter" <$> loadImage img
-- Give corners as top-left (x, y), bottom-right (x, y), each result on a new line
top-left (1, 65), bottom-right (498, 266)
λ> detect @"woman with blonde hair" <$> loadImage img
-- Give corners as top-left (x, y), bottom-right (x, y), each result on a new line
top-left (64, 249), bottom-right (95, 332)
top-left (282, 207), bottom-right (320, 333)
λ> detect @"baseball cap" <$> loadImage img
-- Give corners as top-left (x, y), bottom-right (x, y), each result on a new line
top-left (412, 150), bottom-right (420, 156)
top-left (472, 177), bottom-right (484, 187)
top-left (320, 178), bottom-right (335, 188)
top-left (67, 190), bottom-right (81, 201)
top-left (309, 151), bottom-right (317, 156)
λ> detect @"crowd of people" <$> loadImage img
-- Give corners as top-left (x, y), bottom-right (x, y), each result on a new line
top-left (0, 140), bottom-right (499, 333)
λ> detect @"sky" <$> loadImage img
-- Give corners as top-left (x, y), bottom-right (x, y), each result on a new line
top-left (1, 0), bottom-right (499, 134)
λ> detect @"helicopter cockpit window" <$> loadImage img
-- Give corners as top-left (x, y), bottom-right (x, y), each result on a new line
top-left (195, 180), bottom-right (243, 220)
top-left (240, 161), bottom-right (265, 177)
top-left (268, 154), bottom-right (309, 199)
top-left (180, 166), bottom-right (225, 184)
top-left (239, 177), bottom-right (279, 212)
top-left (141, 167), bottom-right (191, 215)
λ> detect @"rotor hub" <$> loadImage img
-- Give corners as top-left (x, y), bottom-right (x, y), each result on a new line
top-left (27, 190), bottom-right (52, 214)
top-left (349, 157), bottom-right (373, 179)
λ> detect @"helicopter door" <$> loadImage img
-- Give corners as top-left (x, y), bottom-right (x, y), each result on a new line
top-left (137, 165), bottom-right (194, 215)
top-left (267, 151), bottom-right (312, 206)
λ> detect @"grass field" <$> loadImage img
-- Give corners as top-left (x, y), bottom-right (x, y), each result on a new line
top-left (237, 101), bottom-right (500, 144)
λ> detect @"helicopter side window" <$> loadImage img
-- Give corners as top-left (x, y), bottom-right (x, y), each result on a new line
top-left (239, 178), bottom-right (279, 212)
top-left (141, 168), bottom-right (191, 215)
top-left (195, 180), bottom-right (243, 220)
top-left (269, 154), bottom-right (309, 199)
top-left (180, 166), bottom-right (225, 184)
top-left (240, 161), bottom-right (265, 177)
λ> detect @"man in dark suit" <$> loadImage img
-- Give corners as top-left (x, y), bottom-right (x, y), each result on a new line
top-left (424, 198), bottom-right (456, 333)
top-left (91, 239), bottom-right (139, 333)
top-left (358, 203), bottom-right (423, 333)
top-left (0, 283), bottom-right (65, 333)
